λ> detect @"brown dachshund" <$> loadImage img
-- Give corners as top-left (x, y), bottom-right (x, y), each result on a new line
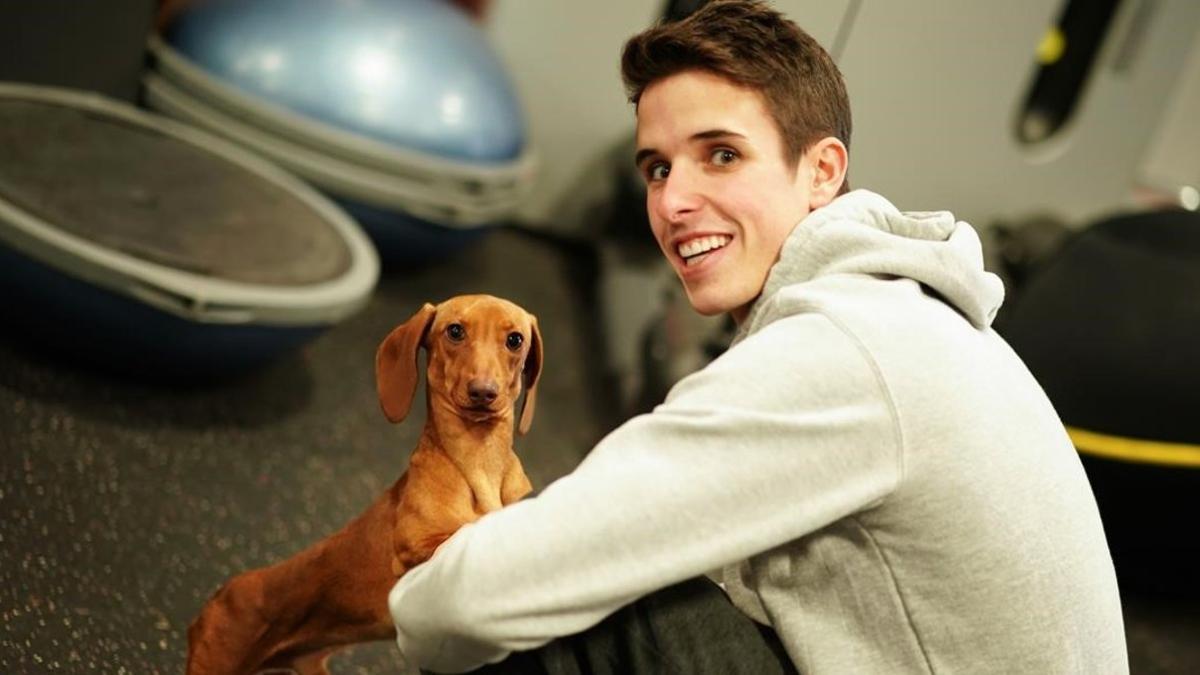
top-left (186, 295), bottom-right (541, 674)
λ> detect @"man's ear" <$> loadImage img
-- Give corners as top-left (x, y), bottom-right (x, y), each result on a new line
top-left (804, 136), bottom-right (849, 209)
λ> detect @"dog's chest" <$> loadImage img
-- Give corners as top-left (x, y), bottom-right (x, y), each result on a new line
top-left (466, 471), bottom-right (503, 514)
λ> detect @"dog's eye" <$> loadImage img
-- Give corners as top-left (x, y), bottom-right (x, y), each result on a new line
top-left (506, 332), bottom-right (524, 351)
top-left (446, 323), bottom-right (466, 342)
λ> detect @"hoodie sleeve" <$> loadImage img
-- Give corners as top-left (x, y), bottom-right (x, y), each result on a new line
top-left (388, 312), bottom-right (902, 672)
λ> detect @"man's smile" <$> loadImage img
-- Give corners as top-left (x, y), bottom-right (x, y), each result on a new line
top-left (678, 234), bottom-right (733, 265)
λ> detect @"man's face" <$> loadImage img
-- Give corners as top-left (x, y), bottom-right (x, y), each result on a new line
top-left (635, 69), bottom-right (815, 323)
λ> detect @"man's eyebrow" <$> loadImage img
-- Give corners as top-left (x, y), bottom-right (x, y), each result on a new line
top-left (691, 128), bottom-right (745, 142)
top-left (634, 129), bottom-right (747, 167)
top-left (634, 147), bottom-right (658, 168)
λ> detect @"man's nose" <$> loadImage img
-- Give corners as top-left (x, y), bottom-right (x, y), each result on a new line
top-left (656, 164), bottom-right (702, 220)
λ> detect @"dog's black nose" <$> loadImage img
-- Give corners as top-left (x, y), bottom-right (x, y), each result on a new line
top-left (468, 379), bottom-right (499, 405)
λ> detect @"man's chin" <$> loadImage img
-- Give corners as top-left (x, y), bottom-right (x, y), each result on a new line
top-left (682, 290), bottom-right (734, 317)
top-left (683, 287), bottom-right (756, 322)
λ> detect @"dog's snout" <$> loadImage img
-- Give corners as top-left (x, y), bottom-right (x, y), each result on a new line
top-left (467, 379), bottom-right (499, 405)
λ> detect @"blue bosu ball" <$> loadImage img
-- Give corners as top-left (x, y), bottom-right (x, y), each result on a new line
top-left (148, 0), bottom-right (534, 267)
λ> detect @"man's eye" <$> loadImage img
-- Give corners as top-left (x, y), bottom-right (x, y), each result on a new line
top-left (446, 323), bottom-right (465, 341)
top-left (711, 148), bottom-right (738, 166)
top-left (506, 332), bottom-right (524, 351)
top-left (647, 162), bottom-right (670, 181)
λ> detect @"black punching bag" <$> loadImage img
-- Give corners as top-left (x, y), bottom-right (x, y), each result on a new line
top-left (1002, 208), bottom-right (1200, 592)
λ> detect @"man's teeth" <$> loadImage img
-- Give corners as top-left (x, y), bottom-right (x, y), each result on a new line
top-left (678, 235), bottom-right (731, 260)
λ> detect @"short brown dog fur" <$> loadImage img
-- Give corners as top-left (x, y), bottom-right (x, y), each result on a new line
top-left (186, 295), bottom-right (541, 674)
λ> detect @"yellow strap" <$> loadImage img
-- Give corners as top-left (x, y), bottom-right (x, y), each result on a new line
top-left (1067, 426), bottom-right (1200, 468)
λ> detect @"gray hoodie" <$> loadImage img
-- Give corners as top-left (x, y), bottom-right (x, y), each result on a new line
top-left (389, 190), bottom-right (1128, 674)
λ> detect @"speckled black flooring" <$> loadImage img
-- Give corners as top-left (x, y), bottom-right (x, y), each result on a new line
top-left (1, 227), bottom-right (1198, 673)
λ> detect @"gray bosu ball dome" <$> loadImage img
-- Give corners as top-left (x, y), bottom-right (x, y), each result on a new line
top-left (0, 83), bottom-right (378, 379)
top-left (1002, 208), bottom-right (1200, 591)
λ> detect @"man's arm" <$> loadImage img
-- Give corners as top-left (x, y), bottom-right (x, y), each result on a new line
top-left (389, 313), bottom-right (902, 672)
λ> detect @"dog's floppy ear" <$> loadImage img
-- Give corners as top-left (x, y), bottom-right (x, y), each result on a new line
top-left (376, 303), bottom-right (437, 423)
top-left (518, 315), bottom-right (543, 436)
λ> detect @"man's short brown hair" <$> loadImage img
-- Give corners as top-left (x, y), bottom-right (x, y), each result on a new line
top-left (621, 0), bottom-right (851, 174)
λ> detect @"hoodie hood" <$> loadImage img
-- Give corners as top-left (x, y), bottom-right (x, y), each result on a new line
top-left (743, 190), bottom-right (1004, 336)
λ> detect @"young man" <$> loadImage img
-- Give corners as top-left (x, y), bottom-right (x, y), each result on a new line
top-left (389, 2), bottom-right (1128, 672)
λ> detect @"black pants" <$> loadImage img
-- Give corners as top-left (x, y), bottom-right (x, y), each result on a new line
top-left (464, 577), bottom-right (798, 675)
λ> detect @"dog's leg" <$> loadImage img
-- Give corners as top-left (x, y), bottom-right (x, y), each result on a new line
top-left (187, 569), bottom-right (272, 674)
top-left (500, 454), bottom-right (533, 505)
top-left (189, 488), bottom-right (401, 674)
top-left (256, 645), bottom-right (338, 675)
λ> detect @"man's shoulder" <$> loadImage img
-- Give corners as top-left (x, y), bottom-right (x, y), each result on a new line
top-left (687, 309), bottom-right (887, 403)
top-left (746, 273), bottom-right (909, 342)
